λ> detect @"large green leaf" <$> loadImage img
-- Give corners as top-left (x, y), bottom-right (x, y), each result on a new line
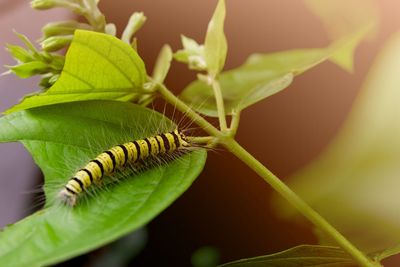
top-left (0, 100), bottom-right (206, 266)
top-left (219, 245), bottom-right (354, 267)
top-left (272, 32), bottom-right (400, 259)
top-left (5, 30), bottom-right (147, 114)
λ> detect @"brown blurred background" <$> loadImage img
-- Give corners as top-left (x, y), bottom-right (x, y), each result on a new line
top-left (0, 0), bottom-right (399, 266)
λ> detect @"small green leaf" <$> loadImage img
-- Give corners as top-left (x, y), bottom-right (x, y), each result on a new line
top-left (8, 61), bottom-right (50, 78)
top-left (152, 44), bottom-right (173, 84)
top-left (6, 30), bottom-right (147, 114)
top-left (14, 31), bottom-right (39, 55)
top-left (328, 26), bottom-right (372, 72)
top-left (219, 245), bottom-right (354, 267)
top-left (6, 44), bottom-right (33, 63)
top-left (272, 32), bottom-right (400, 257)
top-left (0, 100), bottom-right (207, 266)
top-left (204, 0), bottom-right (227, 76)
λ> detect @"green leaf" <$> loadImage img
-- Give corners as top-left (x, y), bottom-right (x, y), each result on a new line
top-left (6, 30), bottom-right (147, 114)
top-left (8, 61), bottom-right (50, 78)
top-left (0, 100), bottom-right (207, 267)
top-left (328, 27), bottom-right (370, 72)
top-left (272, 32), bottom-right (400, 258)
top-left (6, 44), bottom-right (33, 63)
top-left (152, 44), bottom-right (173, 84)
top-left (180, 42), bottom-right (354, 117)
top-left (181, 71), bottom-right (293, 117)
top-left (14, 31), bottom-right (39, 55)
top-left (219, 245), bottom-right (354, 267)
top-left (204, 0), bottom-right (227, 76)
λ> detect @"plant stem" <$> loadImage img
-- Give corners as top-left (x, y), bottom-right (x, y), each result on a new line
top-left (187, 136), bottom-right (215, 144)
top-left (229, 110), bottom-right (240, 136)
top-left (222, 139), bottom-right (381, 267)
top-left (209, 77), bottom-right (228, 131)
top-left (156, 83), bottom-right (380, 267)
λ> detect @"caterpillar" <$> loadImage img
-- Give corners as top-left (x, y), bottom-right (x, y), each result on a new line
top-left (57, 128), bottom-right (191, 207)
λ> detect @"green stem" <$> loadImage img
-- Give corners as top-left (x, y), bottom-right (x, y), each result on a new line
top-left (209, 77), bottom-right (228, 131)
top-left (222, 139), bottom-right (380, 267)
top-left (229, 110), bottom-right (240, 136)
top-left (187, 136), bottom-right (215, 144)
top-left (156, 83), bottom-right (380, 267)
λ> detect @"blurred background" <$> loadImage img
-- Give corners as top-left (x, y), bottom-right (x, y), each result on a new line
top-left (0, 0), bottom-right (399, 266)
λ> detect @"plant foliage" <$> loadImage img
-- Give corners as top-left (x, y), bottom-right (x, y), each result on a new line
top-left (0, 0), bottom-right (389, 266)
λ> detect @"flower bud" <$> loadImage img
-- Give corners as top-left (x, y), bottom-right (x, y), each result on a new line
top-left (105, 23), bottom-right (117, 36)
top-left (41, 35), bottom-right (72, 52)
top-left (30, 0), bottom-right (58, 10)
top-left (42, 21), bottom-right (92, 38)
top-left (121, 12), bottom-right (147, 44)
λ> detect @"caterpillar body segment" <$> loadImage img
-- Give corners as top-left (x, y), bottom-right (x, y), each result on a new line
top-left (58, 129), bottom-right (191, 206)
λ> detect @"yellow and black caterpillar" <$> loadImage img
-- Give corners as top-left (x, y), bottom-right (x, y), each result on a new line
top-left (58, 129), bottom-right (191, 206)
